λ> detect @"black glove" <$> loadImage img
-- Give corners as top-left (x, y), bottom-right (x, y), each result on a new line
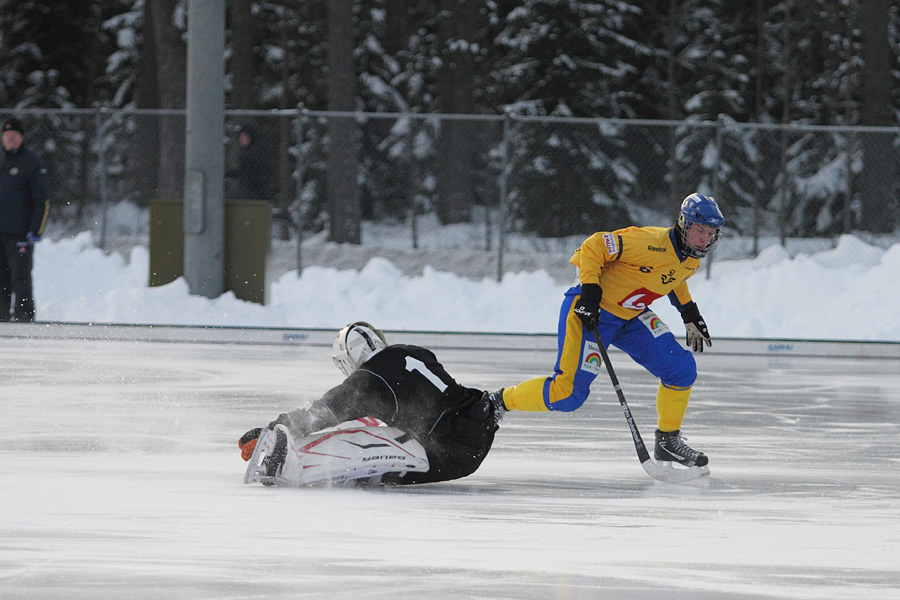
top-left (573, 283), bottom-right (602, 331)
top-left (239, 427), bottom-right (265, 461)
top-left (680, 301), bottom-right (711, 352)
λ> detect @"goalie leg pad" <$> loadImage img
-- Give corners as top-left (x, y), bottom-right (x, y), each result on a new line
top-left (245, 418), bottom-right (429, 487)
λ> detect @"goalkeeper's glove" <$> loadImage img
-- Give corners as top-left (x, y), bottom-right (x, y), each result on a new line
top-left (239, 427), bottom-right (265, 461)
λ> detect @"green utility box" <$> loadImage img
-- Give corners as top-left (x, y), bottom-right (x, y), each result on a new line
top-left (149, 199), bottom-right (271, 305)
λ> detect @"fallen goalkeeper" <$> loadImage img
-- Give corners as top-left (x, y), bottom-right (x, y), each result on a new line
top-left (239, 322), bottom-right (504, 487)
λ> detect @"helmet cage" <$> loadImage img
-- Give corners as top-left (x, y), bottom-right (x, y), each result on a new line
top-left (675, 193), bottom-right (725, 258)
top-left (332, 322), bottom-right (387, 376)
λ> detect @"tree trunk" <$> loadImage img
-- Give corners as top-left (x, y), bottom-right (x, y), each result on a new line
top-left (151, 0), bottom-right (186, 200)
top-left (229, 0), bottom-right (256, 109)
top-left (278, 18), bottom-right (293, 218)
top-left (435, 0), bottom-right (478, 225)
top-left (859, 0), bottom-right (893, 233)
top-left (666, 0), bottom-right (680, 209)
top-left (383, 0), bottom-right (408, 58)
top-left (132, 1), bottom-right (161, 206)
top-left (752, 0), bottom-right (764, 253)
top-left (326, 0), bottom-right (360, 244)
top-left (778, 2), bottom-right (792, 245)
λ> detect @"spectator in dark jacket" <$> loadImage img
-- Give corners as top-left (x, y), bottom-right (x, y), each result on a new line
top-left (232, 124), bottom-right (273, 201)
top-left (0, 117), bottom-right (50, 323)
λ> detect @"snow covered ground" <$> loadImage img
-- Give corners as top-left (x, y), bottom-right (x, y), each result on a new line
top-left (28, 222), bottom-right (900, 341)
top-left (2, 331), bottom-right (899, 599)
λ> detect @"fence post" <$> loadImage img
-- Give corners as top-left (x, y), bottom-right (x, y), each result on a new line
top-left (294, 103), bottom-right (306, 277)
top-left (778, 126), bottom-right (789, 248)
top-left (843, 129), bottom-right (853, 233)
top-left (95, 107), bottom-right (110, 252)
top-left (497, 113), bottom-right (511, 282)
top-left (706, 114), bottom-right (724, 279)
top-left (751, 124), bottom-right (760, 257)
top-left (407, 114), bottom-right (419, 249)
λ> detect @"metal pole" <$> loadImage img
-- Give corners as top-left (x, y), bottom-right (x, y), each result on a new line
top-left (95, 107), bottom-right (110, 252)
top-left (843, 130), bottom-right (853, 233)
top-left (183, 0), bottom-right (225, 298)
top-left (294, 104), bottom-right (305, 276)
top-left (408, 114), bottom-right (419, 250)
top-left (707, 115), bottom-right (724, 279)
top-left (497, 113), bottom-right (511, 282)
top-left (751, 125), bottom-right (760, 257)
top-left (778, 127), bottom-right (789, 248)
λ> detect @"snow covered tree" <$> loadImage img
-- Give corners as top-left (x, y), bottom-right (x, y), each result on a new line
top-left (491, 1), bottom-right (649, 236)
top-left (1, 0), bottom-right (899, 237)
top-left (0, 0), bottom-right (135, 224)
top-left (354, 0), bottom-right (440, 227)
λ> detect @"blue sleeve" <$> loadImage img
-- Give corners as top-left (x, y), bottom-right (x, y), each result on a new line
top-left (668, 290), bottom-right (686, 312)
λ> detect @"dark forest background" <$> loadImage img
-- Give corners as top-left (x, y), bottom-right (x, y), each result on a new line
top-left (1, 1), bottom-right (898, 242)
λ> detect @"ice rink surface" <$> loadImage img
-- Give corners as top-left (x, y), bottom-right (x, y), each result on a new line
top-left (2, 326), bottom-right (899, 599)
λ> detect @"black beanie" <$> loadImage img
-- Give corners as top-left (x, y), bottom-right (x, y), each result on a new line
top-left (3, 117), bottom-right (24, 135)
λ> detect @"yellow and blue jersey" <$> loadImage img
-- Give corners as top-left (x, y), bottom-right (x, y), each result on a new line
top-left (502, 225), bottom-right (701, 414)
top-left (571, 226), bottom-right (700, 318)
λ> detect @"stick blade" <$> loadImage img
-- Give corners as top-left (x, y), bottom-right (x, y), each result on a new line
top-left (641, 458), bottom-right (710, 483)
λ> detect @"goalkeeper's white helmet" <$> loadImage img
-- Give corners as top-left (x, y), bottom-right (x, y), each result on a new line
top-left (332, 322), bottom-right (388, 376)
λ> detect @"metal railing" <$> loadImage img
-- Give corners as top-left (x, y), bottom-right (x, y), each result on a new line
top-left (8, 106), bottom-right (899, 278)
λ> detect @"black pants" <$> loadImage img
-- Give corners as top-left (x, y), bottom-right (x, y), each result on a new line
top-left (0, 233), bottom-right (35, 322)
top-left (394, 392), bottom-right (498, 485)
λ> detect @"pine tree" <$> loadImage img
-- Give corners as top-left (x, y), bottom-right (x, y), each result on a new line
top-left (491, 1), bottom-right (649, 236)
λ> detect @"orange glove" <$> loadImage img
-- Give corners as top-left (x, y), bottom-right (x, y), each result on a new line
top-left (239, 428), bottom-right (264, 461)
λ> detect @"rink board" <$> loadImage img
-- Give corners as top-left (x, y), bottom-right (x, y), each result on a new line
top-left (2, 321), bottom-right (899, 359)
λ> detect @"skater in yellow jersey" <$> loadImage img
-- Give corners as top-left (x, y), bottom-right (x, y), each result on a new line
top-left (487, 193), bottom-right (725, 468)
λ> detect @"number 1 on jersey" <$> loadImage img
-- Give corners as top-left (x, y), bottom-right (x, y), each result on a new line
top-left (405, 356), bottom-right (448, 392)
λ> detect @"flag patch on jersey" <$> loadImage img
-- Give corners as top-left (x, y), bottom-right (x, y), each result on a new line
top-left (601, 233), bottom-right (618, 255)
top-left (638, 311), bottom-right (670, 338)
top-left (581, 340), bottom-right (602, 374)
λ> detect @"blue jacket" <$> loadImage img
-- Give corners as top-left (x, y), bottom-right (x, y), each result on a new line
top-left (0, 144), bottom-right (50, 236)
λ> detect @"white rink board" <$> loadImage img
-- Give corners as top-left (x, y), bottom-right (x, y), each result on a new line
top-left (3, 321), bottom-right (899, 358)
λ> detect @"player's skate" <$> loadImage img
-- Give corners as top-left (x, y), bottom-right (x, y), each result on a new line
top-left (654, 429), bottom-right (708, 468)
top-left (486, 389), bottom-right (507, 425)
top-left (243, 426), bottom-right (289, 485)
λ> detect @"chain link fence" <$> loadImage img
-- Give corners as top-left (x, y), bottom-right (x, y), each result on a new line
top-left (8, 107), bottom-right (899, 279)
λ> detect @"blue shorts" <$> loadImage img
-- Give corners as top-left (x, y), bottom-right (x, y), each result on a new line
top-left (544, 286), bottom-right (697, 411)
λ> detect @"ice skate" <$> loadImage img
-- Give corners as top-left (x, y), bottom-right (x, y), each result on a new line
top-left (244, 426), bottom-right (289, 485)
top-left (654, 429), bottom-right (708, 468)
top-left (486, 389), bottom-right (507, 425)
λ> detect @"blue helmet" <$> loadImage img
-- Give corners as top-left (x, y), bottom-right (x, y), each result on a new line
top-left (675, 193), bottom-right (725, 258)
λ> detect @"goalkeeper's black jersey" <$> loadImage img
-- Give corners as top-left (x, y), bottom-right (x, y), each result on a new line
top-left (318, 344), bottom-right (483, 438)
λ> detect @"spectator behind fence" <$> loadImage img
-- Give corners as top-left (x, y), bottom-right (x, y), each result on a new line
top-left (229, 124), bottom-right (273, 202)
top-left (0, 117), bottom-right (50, 323)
